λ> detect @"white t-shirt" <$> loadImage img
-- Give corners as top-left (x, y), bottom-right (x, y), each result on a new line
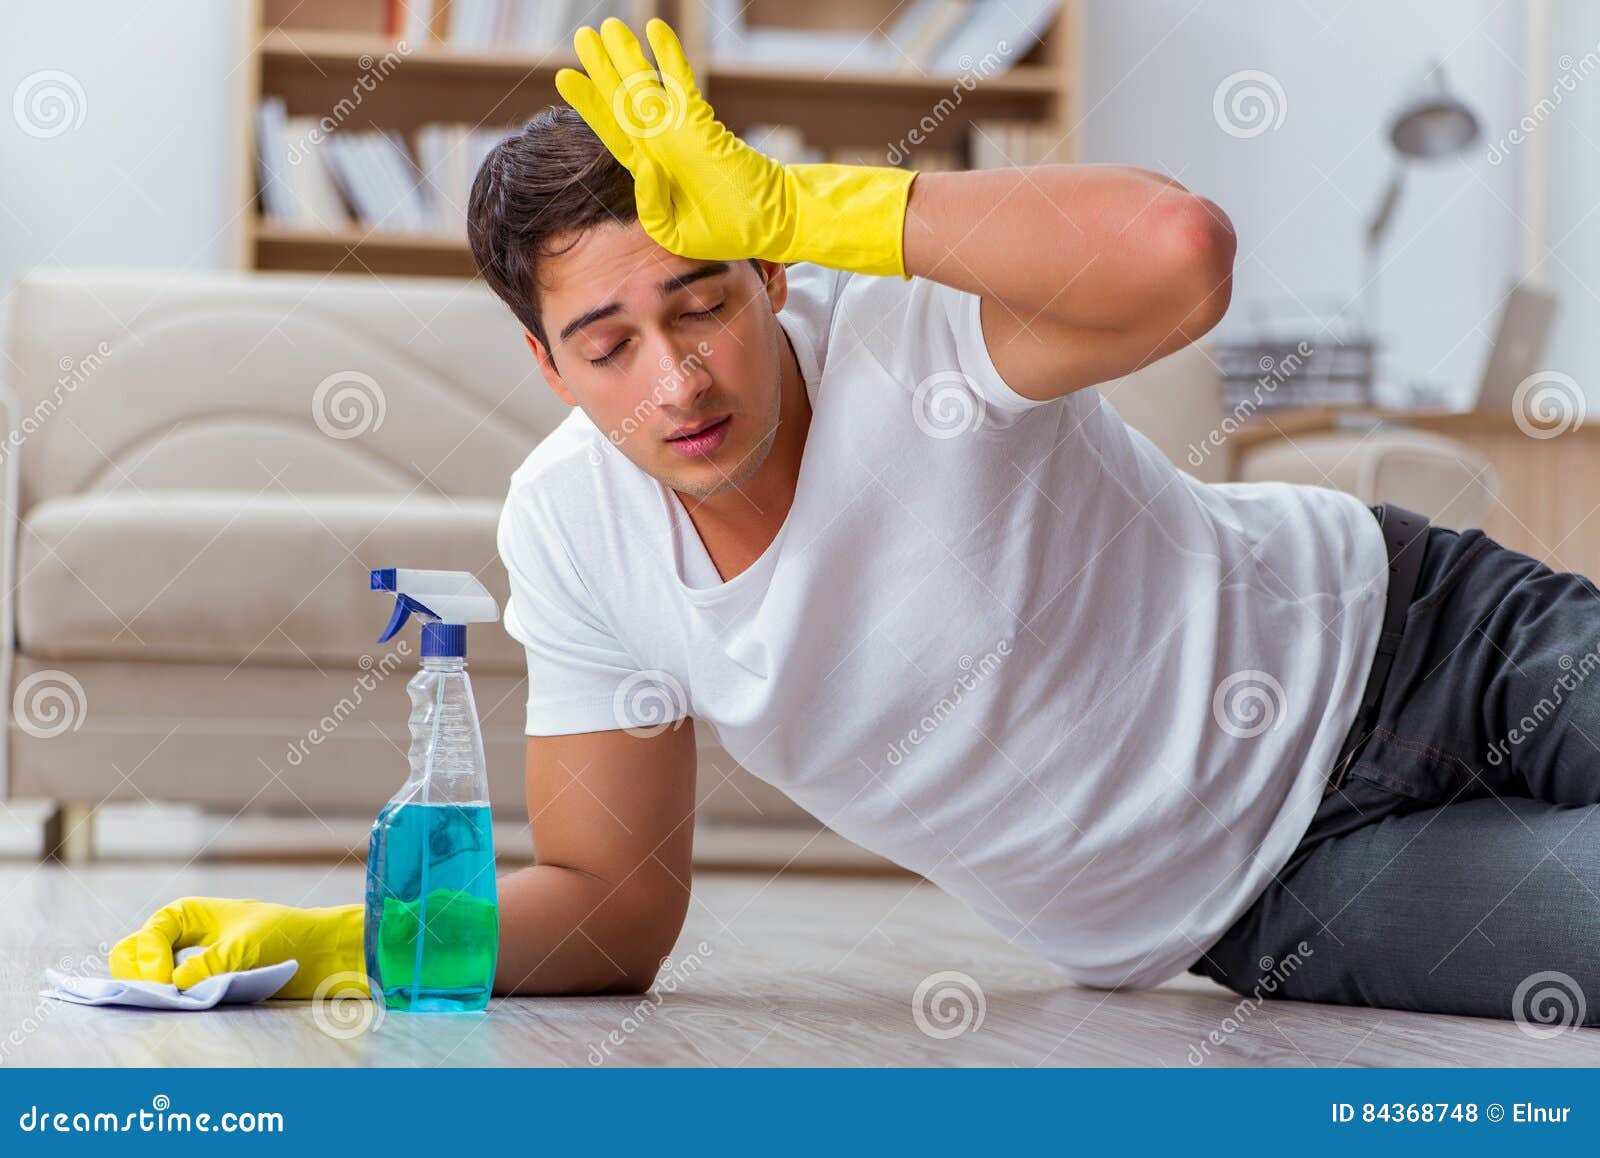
top-left (496, 263), bottom-right (1388, 989)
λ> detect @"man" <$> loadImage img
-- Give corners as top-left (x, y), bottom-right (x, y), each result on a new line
top-left (114, 20), bottom-right (1600, 1028)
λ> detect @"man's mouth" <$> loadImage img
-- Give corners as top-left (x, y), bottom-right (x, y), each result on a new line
top-left (665, 415), bottom-right (731, 458)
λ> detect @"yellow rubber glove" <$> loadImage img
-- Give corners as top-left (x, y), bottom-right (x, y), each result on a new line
top-left (555, 17), bottom-right (917, 278)
top-left (110, 897), bottom-right (366, 1000)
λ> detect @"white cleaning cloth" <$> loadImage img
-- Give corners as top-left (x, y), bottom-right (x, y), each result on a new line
top-left (40, 945), bottom-right (300, 1010)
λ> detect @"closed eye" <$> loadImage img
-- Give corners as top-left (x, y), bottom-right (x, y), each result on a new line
top-left (683, 301), bottom-right (726, 320)
top-left (587, 339), bottom-right (629, 367)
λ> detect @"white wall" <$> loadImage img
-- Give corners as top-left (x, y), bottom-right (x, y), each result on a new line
top-left (0, 1), bottom-right (243, 302)
top-left (1076, 0), bottom-right (1524, 407)
top-left (1539, 0), bottom-right (1600, 394)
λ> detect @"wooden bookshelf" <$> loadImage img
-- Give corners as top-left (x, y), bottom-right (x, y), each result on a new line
top-left (238, 0), bottom-right (1079, 279)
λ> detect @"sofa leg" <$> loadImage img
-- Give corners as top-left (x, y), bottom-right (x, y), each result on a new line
top-left (43, 802), bottom-right (97, 864)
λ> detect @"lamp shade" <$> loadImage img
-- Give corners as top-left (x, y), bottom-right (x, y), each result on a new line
top-left (1389, 96), bottom-right (1480, 159)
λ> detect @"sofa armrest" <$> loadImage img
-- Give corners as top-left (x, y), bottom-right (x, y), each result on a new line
top-left (1235, 428), bottom-right (1498, 530)
top-left (0, 375), bottom-right (18, 799)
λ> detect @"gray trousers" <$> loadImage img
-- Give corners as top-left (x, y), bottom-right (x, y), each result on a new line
top-left (1188, 520), bottom-right (1600, 1028)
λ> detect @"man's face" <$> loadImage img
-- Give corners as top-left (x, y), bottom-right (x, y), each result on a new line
top-left (528, 220), bottom-right (789, 500)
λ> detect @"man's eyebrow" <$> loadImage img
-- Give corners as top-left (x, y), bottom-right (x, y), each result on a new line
top-left (657, 262), bottom-right (731, 296)
top-left (558, 302), bottom-right (623, 345)
top-left (557, 262), bottom-right (733, 346)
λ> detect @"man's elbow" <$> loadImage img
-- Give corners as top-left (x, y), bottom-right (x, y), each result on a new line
top-left (604, 898), bottom-right (690, 994)
top-left (1165, 194), bottom-right (1237, 340)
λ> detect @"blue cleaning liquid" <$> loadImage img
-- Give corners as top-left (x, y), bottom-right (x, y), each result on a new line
top-left (364, 801), bottom-right (499, 1012)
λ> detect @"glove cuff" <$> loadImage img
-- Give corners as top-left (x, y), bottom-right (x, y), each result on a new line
top-left (320, 903), bottom-right (368, 991)
top-left (781, 164), bottom-right (917, 279)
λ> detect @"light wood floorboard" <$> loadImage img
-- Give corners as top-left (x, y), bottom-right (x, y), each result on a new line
top-left (4, 863), bottom-right (1598, 1067)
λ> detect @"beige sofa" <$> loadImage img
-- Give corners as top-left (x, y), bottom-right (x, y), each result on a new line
top-left (0, 269), bottom-right (1494, 861)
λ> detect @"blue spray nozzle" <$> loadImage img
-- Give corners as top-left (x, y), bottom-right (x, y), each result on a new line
top-left (370, 568), bottom-right (499, 658)
top-left (377, 593), bottom-right (439, 644)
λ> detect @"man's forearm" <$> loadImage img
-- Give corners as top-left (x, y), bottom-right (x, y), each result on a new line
top-left (902, 163), bottom-right (1235, 340)
top-left (493, 862), bottom-right (683, 996)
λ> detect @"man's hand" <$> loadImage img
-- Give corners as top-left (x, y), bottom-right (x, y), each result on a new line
top-left (110, 897), bottom-right (365, 999)
top-left (555, 17), bottom-right (916, 278)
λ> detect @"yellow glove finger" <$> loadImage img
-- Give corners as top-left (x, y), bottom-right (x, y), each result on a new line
top-left (555, 67), bottom-right (641, 170)
top-left (598, 17), bottom-right (660, 92)
top-left (595, 18), bottom-right (688, 144)
top-left (108, 900), bottom-right (192, 984)
top-left (643, 18), bottom-right (704, 106)
top-left (170, 939), bottom-right (255, 992)
top-left (110, 928), bottom-right (174, 984)
top-left (592, 19), bottom-right (684, 144)
top-left (632, 153), bottom-right (677, 248)
top-left (572, 24), bottom-right (626, 104)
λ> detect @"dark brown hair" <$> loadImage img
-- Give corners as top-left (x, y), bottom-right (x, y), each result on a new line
top-left (468, 105), bottom-right (759, 351)
top-left (467, 106), bottom-right (636, 350)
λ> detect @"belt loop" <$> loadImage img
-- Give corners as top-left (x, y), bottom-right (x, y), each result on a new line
top-left (1323, 501), bottom-right (1430, 796)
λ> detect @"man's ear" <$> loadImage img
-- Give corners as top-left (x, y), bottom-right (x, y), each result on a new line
top-left (525, 330), bottom-right (576, 407)
top-left (758, 260), bottom-right (788, 313)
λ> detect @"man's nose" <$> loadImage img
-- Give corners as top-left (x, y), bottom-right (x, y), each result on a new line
top-left (649, 333), bottom-right (714, 404)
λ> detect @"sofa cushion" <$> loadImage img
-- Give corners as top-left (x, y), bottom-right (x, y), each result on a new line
top-left (16, 490), bottom-right (526, 672)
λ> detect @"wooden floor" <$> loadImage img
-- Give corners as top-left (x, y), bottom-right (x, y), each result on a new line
top-left (6, 861), bottom-right (1600, 1067)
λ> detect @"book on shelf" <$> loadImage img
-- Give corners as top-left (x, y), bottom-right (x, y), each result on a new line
top-left (322, 130), bottom-right (433, 234)
top-left (255, 98), bottom-right (516, 238)
top-left (255, 95), bottom-right (292, 224)
top-left (888, 0), bottom-right (972, 73)
top-left (709, 0), bottom-right (1059, 76)
top-left (256, 96), bottom-right (352, 232)
top-left (415, 123), bottom-right (508, 234)
top-left (721, 28), bottom-right (896, 72)
top-left (929, 0), bottom-right (1060, 72)
top-left (390, 0), bottom-right (631, 52)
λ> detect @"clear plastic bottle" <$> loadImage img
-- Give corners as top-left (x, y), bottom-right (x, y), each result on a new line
top-left (364, 570), bottom-right (500, 1013)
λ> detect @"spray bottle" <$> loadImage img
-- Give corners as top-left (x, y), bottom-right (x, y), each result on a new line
top-left (365, 568), bottom-right (500, 1012)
